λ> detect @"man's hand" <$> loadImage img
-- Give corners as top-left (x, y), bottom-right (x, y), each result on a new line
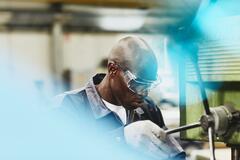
top-left (124, 120), bottom-right (184, 159)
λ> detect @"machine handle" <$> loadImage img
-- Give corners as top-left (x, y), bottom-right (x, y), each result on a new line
top-left (166, 122), bottom-right (201, 134)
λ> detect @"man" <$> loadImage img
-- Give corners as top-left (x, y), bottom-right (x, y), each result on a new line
top-left (54, 36), bottom-right (185, 159)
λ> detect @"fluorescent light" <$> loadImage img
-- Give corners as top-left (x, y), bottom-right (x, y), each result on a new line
top-left (98, 16), bottom-right (144, 31)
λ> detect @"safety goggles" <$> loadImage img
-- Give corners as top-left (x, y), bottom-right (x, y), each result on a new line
top-left (122, 70), bottom-right (160, 96)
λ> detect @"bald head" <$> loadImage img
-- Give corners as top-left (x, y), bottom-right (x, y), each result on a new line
top-left (108, 36), bottom-right (158, 81)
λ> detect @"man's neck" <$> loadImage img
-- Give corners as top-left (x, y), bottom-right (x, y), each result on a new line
top-left (96, 75), bottom-right (120, 106)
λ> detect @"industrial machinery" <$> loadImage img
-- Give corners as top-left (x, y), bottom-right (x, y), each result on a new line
top-left (167, 101), bottom-right (240, 160)
top-left (161, 0), bottom-right (240, 158)
top-left (166, 36), bottom-right (240, 160)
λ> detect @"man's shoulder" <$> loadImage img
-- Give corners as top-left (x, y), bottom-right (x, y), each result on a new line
top-left (51, 87), bottom-right (96, 123)
top-left (53, 87), bottom-right (87, 108)
top-left (63, 87), bottom-right (86, 95)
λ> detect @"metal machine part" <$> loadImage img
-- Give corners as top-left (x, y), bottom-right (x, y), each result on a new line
top-left (201, 105), bottom-right (236, 136)
top-left (166, 122), bottom-right (201, 134)
top-left (167, 105), bottom-right (240, 136)
top-left (166, 105), bottom-right (240, 160)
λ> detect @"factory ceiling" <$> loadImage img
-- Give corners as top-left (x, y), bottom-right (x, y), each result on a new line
top-left (0, 0), bottom-right (202, 33)
top-left (0, 0), bottom-right (178, 8)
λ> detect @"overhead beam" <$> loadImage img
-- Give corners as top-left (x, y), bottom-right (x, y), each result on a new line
top-left (1, 0), bottom-right (163, 8)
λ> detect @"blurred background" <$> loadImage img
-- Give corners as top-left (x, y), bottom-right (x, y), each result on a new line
top-left (0, 0), bottom-right (240, 159)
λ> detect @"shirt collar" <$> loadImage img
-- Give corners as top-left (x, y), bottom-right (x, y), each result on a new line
top-left (85, 74), bottom-right (112, 119)
top-left (102, 98), bottom-right (126, 125)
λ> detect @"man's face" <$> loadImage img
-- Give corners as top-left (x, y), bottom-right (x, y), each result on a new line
top-left (109, 64), bottom-right (150, 110)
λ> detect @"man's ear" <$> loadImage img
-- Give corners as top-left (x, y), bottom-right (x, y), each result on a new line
top-left (108, 63), bottom-right (118, 76)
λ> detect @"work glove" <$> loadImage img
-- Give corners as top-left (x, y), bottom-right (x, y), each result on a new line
top-left (124, 120), bottom-right (184, 160)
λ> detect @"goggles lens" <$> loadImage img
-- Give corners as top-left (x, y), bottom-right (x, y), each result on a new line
top-left (123, 70), bottom-right (160, 96)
